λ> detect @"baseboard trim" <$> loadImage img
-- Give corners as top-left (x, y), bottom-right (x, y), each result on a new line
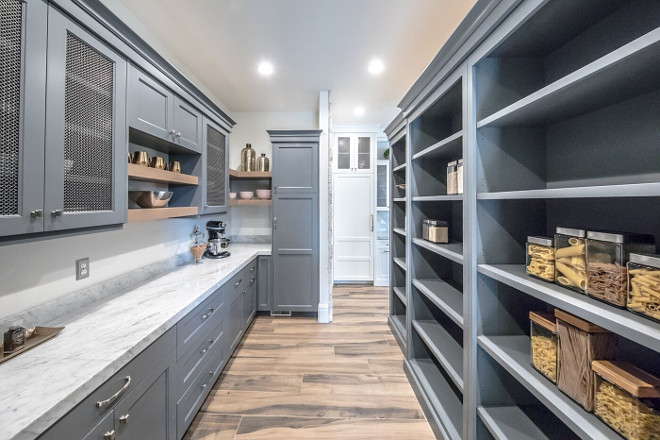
top-left (318, 303), bottom-right (330, 323)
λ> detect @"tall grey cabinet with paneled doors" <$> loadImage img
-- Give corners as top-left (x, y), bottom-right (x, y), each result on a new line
top-left (0, 0), bottom-right (127, 237)
top-left (269, 130), bottom-right (321, 314)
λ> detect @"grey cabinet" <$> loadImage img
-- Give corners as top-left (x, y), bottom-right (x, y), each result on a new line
top-left (201, 117), bottom-right (229, 214)
top-left (0, 0), bottom-right (43, 237)
top-left (242, 259), bottom-right (257, 328)
top-left (257, 256), bottom-right (272, 311)
top-left (269, 130), bottom-right (321, 313)
top-left (43, 6), bottom-right (127, 232)
top-left (127, 65), bottom-right (202, 153)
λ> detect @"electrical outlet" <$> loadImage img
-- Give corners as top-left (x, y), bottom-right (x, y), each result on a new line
top-left (76, 258), bottom-right (90, 281)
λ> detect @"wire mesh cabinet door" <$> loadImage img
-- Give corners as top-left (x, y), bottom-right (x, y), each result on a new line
top-left (43, 6), bottom-right (127, 231)
top-left (0, 0), bottom-right (48, 237)
top-left (201, 117), bottom-right (228, 214)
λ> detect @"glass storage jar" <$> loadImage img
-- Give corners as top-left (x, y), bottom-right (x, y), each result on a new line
top-left (555, 309), bottom-right (616, 411)
top-left (422, 219), bottom-right (448, 244)
top-left (627, 253), bottom-right (660, 323)
top-left (554, 227), bottom-right (587, 294)
top-left (446, 160), bottom-right (457, 195)
top-left (586, 232), bottom-right (655, 307)
top-left (529, 311), bottom-right (557, 383)
top-left (456, 159), bottom-right (464, 195)
top-left (526, 236), bottom-right (555, 282)
top-left (592, 360), bottom-right (660, 440)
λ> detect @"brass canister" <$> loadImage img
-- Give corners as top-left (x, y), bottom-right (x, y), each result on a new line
top-left (256, 153), bottom-right (270, 172)
top-left (240, 144), bottom-right (256, 172)
top-left (150, 156), bottom-right (165, 169)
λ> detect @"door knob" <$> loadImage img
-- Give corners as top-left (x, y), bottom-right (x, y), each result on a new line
top-left (30, 209), bottom-right (42, 218)
top-left (103, 430), bottom-right (116, 440)
top-left (51, 209), bottom-right (63, 217)
top-left (119, 413), bottom-right (130, 424)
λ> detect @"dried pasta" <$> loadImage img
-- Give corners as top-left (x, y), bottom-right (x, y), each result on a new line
top-left (595, 380), bottom-right (660, 440)
top-left (531, 335), bottom-right (557, 382)
top-left (587, 262), bottom-right (628, 307)
top-left (628, 269), bottom-right (660, 322)
top-left (555, 239), bottom-right (586, 292)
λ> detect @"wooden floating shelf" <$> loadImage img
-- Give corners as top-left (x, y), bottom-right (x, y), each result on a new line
top-left (229, 199), bottom-right (272, 206)
top-left (128, 206), bottom-right (198, 222)
top-left (229, 169), bottom-right (272, 179)
top-left (128, 163), bottom-right (198, 185)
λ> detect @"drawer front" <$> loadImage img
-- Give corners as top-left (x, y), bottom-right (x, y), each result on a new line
top-left (81, 411), bottom-right (114, 440)
top-left (226, 268), bottom-right (246, 304)
top-left (176, 343), bottom-right (227, 439)
top-left (245, 258), bottom-right (258, 280)
top-left (176, 317), bottom-right (225, 398)
top-left (39, 329), bottom-right (175, 440)
top-left (176, 286), bottom-right (225, 360)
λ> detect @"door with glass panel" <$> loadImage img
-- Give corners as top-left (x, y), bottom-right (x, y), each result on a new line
top-left (333, 134), bottom-right (373, 173)
top-left (374, 155), bottom-right (390, 286)
top-left (43, 6), bottom-right (127, 231)
top-left (0, 0), bottom-right (48, 237)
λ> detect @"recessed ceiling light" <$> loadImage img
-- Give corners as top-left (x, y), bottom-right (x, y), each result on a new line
top-left (368, 58), bottom-right (385, 75)
top-left (354, 106), bottom-right (365, 116)
top-left (257, 61), bottom-right (274, 76)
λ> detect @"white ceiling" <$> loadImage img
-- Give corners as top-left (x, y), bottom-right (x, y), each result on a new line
top-left (114, 0), bottom-right (476, 128)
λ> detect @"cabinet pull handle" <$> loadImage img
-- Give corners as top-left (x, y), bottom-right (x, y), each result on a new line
top-left (249, 277), bottom-right (255, 285)
top-left (234, 279), bottom-right (242, 287)
top-left (30, 209), bottom-right (42, 218)
top-left (119, 413), bottom-right (130, 424)
top-left (250, 267), bottom-right (255, 273)
top-left (273, 217), bottom-right (277, 230)
top-left (243, 290), bottom-right (247, 294)
top-left (169, 129), bottom-right (177, 136)
top-left (51, 209), bottom-right (63, 217)
top-left (96, 376), bottom-right (131, 408)
top-left (201, 383), bottom-right (208, 390)
top-left (176, 132), bottom-right (182, 138)
top-left (201, 339), bottom-right (214, 354)
top-left (370, 214), bottom-right (374, 232)
top-left (202, 308), bottom-right (214, 320)
top-left (103, 430), bottom-right (116, 440)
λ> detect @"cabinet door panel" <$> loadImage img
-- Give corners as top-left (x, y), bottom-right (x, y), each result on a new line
top-left (202, 117), bottom-right (228, 214)
top-left (43, 7), bottom-right (127, 231)
top-left (173, 96), bottom-right (202, 152)
top-left (272, 143), bottom-right (318, 193)
top-left (243, 264), bottom-right (257, 328)
top-left (228, 292), bottom-right (243, 352)
top-left (127, 64), bottom-right (173, 142)
top-left (0, 0), bottom-right (47, 237)
top-left (257, 256), bottom-right (272, 312)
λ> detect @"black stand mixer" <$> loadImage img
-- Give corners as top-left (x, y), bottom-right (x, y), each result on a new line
top-left (204, 221), bottom-right (231, 259)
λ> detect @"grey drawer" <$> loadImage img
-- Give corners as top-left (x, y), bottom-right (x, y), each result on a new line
top-left (226, 268), bottom-right (246, 303)
top-left (175, 317), bottom-right (226, 398)
top-left (39, 328), bottom-right (175, 440)
top-left (245, 259), bottom-right (257, 280)
top-left (81, 411), bottom-right (114, 440)
top-left (176, 342), bottom-right (227, 439)
top-left (176, 286), bottom-right (225, 360)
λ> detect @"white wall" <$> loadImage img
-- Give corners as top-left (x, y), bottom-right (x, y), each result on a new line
top-left (0, 216), bottom-right (226, 320)
top-left (229, 111), bottom-right (318, 237)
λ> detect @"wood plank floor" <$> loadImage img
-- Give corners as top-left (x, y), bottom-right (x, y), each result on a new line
top-left (183, 285), bottom-right (435, 440)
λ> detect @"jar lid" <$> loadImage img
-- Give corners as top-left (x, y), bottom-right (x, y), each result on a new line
top-left (592, 361), bottom-right (660, 398)
top-left (587, 230), bottom-right (655, 244)
top-left (630, 253), bottom-right (660, 268)
top-left (529, 311), bottom-right (556, 332)
top-left (423, 219), bottom-right (447, 226)
top-left (555, 227), bottom-right (586, 238)
top-left (528, 236), bottom-right (553, 247)
top-left (457, 159), bottom-right (463, 165)
top-left (447, 160), bottom-right (457, 166)
top-left (554, 309), bottom-right (610, 333)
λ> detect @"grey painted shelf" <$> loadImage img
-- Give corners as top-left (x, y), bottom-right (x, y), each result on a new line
top-left (393, 227), bottom-right (407, 237)
top-left (412, 278), bottom-right (463, 328)
top-left (393, 197), bottom-right (407, 203)
top-left (413, 195), bottom-right (463, 202)
top-left (477, 406), bottom-right (579, 440)
top-left (392, 163), bottom-right (407, 172)
top-left (393, 286), bottom-right (407, 306)
top-left (477, 31), bottom-right (660, 128)
top-left (409, 359), bottom-right (463, 440)
top-left (478, 335), bottom-right (621, 440)
top-left (393, 257), bottom-right (407, 272)
top-left (412, 131), bottom-right (463, 162)
top-left (413, 320), bottom-right (464, 390)
top-left (479, 264), bottom-right (660, 352)
top-left (412, 238), bottom-right (464, 264)
top-left (477, 182), bottom-right (660, 200)
top-left (389, 314), bottom-right (407, 345)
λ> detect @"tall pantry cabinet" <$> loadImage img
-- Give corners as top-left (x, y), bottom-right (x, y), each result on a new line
top-left (0, 0), bottom-right (127, 237)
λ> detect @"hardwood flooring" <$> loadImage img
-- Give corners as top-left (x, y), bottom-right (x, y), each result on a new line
top-left (183, 285), bottom-right (434, 440)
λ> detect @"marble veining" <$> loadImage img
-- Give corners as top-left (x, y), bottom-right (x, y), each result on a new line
top-left (230, 235), bottom-right (272, 244)
top-left (0, 244), bottom-right (270, 440)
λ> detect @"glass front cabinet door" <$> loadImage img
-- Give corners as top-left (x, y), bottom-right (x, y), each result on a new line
top-left (334, 134), bottom-right (372, 172)
top-left (43, 6), bottom-right (127, 231)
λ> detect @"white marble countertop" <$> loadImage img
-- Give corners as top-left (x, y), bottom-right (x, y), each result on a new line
top-left (0, 244), bottom-right (271, 440)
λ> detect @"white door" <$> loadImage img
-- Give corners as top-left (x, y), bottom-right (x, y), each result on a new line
top-left (333, 173), bottom-right (374, 282)
top-left (375, 241), bottom-right (390, 286)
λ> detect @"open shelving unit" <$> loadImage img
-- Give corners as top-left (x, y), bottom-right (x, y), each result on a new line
top-left (228, 168), bottom-right (272, 207)
top-left (384, 0), bottom-right (660, 438)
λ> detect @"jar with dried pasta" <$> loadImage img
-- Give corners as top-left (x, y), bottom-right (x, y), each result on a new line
top-left (555, 227), bottom-right (587, 294)
top-left (627, 253), bottom-right (660, 323)
top-left (555, 309), bottom-right (616, 411)
top-left (592, 360), bottom-right (660, 440)
top-left (586, 232), bottom-right (655, 308)
top-left (529, 311), bottom-right (557, 383)
top-left (526, 236), bottom-right (555, 282)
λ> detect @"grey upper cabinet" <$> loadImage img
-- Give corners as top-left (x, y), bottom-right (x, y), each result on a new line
top-left (127, 64), bottom-right (174, 142)
top-left (269, 130), bottom-right (321, 313)
top-left (201, 117), bottom-right (229, 214)
top-left (128, 65), bottom-right (202, 153)
top-left (43, 6), bottom-right (127, 232)
top-left (0, 0), bottom-right (47, 237)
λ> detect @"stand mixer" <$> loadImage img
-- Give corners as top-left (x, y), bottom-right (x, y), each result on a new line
top-left (204, 221), bottom-right (231, 259)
